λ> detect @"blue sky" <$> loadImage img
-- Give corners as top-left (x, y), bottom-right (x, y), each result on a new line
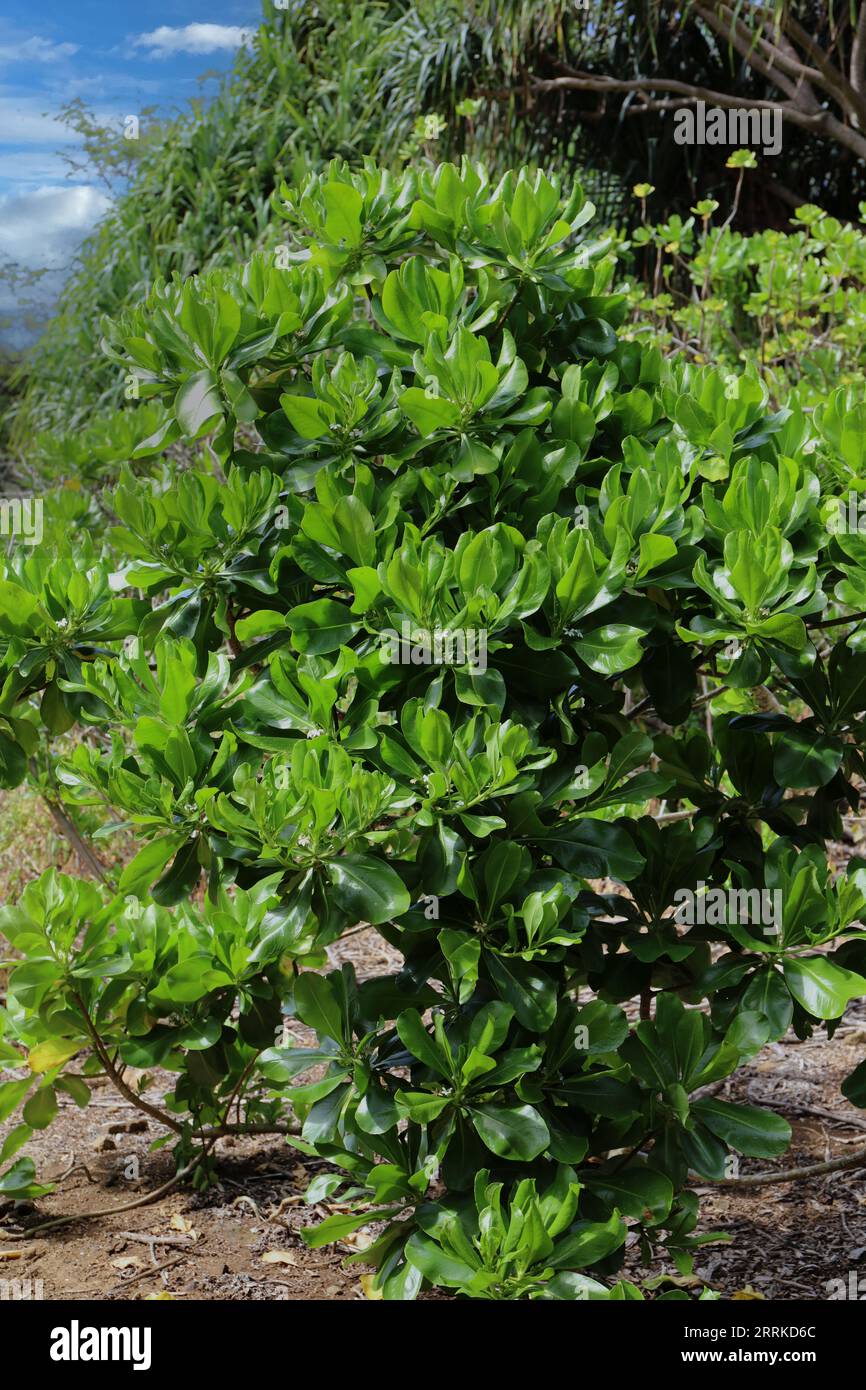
top-left (0, 0), bottom-right (264, 343)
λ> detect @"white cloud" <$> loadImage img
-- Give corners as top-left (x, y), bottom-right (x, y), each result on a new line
top-left (0, 96), bottom-right (79, 146)
top-left (0, 150), bottom-right (72, 184)
top-left (0, 184), bottom-right (112, 346)
top-left (132, 23), bottom-right (254, 59)
top-left (0, 36), bottom-right (79, 64)
top-left (0, 183), bottom-right (111, 272)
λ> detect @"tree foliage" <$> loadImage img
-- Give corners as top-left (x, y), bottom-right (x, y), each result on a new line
top-left (4, 158), bottom-right (866, 1300)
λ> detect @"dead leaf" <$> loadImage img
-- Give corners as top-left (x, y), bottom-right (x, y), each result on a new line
top-left (261, 1250), bottom-right (297, 1266)
top-left (111, 1257), bottom-right (142, 1271)
top-left (342, 1228), bottom-right (373, 1251)
top-left (732, 1287), bottom-right (766, 1300)
top-left (170, 1214), bottom-right (193, 1234)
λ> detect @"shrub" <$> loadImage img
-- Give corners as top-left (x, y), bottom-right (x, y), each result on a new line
top-left (625, 190), bottom-right (866, 404)
top-left (3, 159), bottom-right (866, 1300)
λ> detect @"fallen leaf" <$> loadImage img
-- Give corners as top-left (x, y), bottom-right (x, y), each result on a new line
top-left (732, 1287), bottom-right (766, 1300)
top-left (342, 1228), bottom-right (373, 1251)
top-left (170, 1214), bottom-right (193, 1233)
top-left (261, 1250), bottom-right (297, 1266)
top-left (111, 1257), bottom-right (142, 1271)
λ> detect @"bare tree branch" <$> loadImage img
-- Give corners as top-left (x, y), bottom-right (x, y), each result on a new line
top-left (851, 0), bottom-right (866, 100)
top-left (527, 70), bottom-right (866, 161)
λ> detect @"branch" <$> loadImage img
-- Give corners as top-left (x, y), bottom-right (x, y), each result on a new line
top-left (530, 72), bottom-right (790, 114)
top-left (0, 1156), bottom-right (200, 1240)
top-left (698, 1143), bottom-right (866, 1189)
top-left (73, 992), bottom-right (184, 1136)
top-left (528, 70), bottom-right (866, 161)
top-left (693, 2), bottom-right (811, 107)
top-left (781, 9), bottom-right (866, 128)
top-left (807, 609), bottom-right (866, 630)
top-left (35, 781), bottom-right (110, 885)
top-left (852, 0), bottom-right (866, 100)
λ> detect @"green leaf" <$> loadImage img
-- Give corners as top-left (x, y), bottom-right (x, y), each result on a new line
top-left (405, 1231), bottom-right (479, 1289)
top-left (539, 821), bottom-right (644, 881)
top-left (486, 952), bottom-right (557, 1032)
top-left (841, 1059), bottom-right (866, 1108)
top-left (280, 394), bottom-right (334, 440)
top-left (783, 957), bottom-right (866, 1019)
top-left (692, 1098), bottom-right (791, 1157)
top-left (773, 728), bottom-right (844, 789)
top-left (470, 1102), bottom-right (550, 1160)
top-left (399, 389), bottom-right (461, 436)
top-left (548, 1212), bottom-right (626, 1268)
top-left (286, 599), bottom-right (359, 655)
top-left (293, 974), bottom-right (348, 1045)
top-left (28, 1037), bottom-right (82, 1073)
top-left (396, 1009), bottom-right (453, 1077)
top-left (322, 181), bottom-right (364, 247)
top-left (22, 1085), bottom-right (58, 1130)
top-left (118, 834), bottom-right (185, 897)
top-left (574, 318), bottom-right (617, 357)
top-left (0, 1078), bottom-right (32, 1124)
top-left (574, 625), bottom-right (645, 675)
top-left (327, 854), bottom-right (410, 925)
top-left (175, 371), bottom-right (223, 438)
top-left (583, 1166), bottom-right (673, 1224)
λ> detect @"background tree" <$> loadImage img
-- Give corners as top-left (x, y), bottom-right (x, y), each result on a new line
top-left (470, 1), bottom-right (866, 223)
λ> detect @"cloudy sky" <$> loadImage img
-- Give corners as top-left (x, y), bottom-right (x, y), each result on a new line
top-left (0, 0), bottom-right (262, 344)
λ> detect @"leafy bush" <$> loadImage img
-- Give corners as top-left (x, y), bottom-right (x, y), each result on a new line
top-left (4, 158), bottom-right (866, 1300)
top-left (626, 184), bottom-right (866, 404)
top-left (10, 0), bottom-right (587, 452)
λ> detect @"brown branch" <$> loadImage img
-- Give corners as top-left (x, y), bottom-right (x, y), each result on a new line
top-left (852, 0), bottom-right (866, 102)
top-left (528, 65), bottom-right (866, 161)
top-left (72, 992), bottom-right (184, 1135)
top-left (0, 1156), bottom-right (199, 1239)
top-left (781, 9), bottom-right (866, 127)
top-left (698, 1143), bottom-right (866, 1189)
top-left (693, 2), bottom-right (811, 106)
top-left (37, 786), bottom-right (110, 885)
top-left (807, 609), bottom-right (866, 630)
top-left (530, 72), bottom-right (791, 113)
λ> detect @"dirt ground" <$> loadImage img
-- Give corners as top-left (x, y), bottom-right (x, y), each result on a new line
top-left (3, 814), bottom-right (866, 1302)
top-left (4, 952), bottom-right (866, 1301)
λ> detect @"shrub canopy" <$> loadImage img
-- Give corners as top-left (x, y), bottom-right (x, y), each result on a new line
top-left (3, 159), bottom-right (866, 1300)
